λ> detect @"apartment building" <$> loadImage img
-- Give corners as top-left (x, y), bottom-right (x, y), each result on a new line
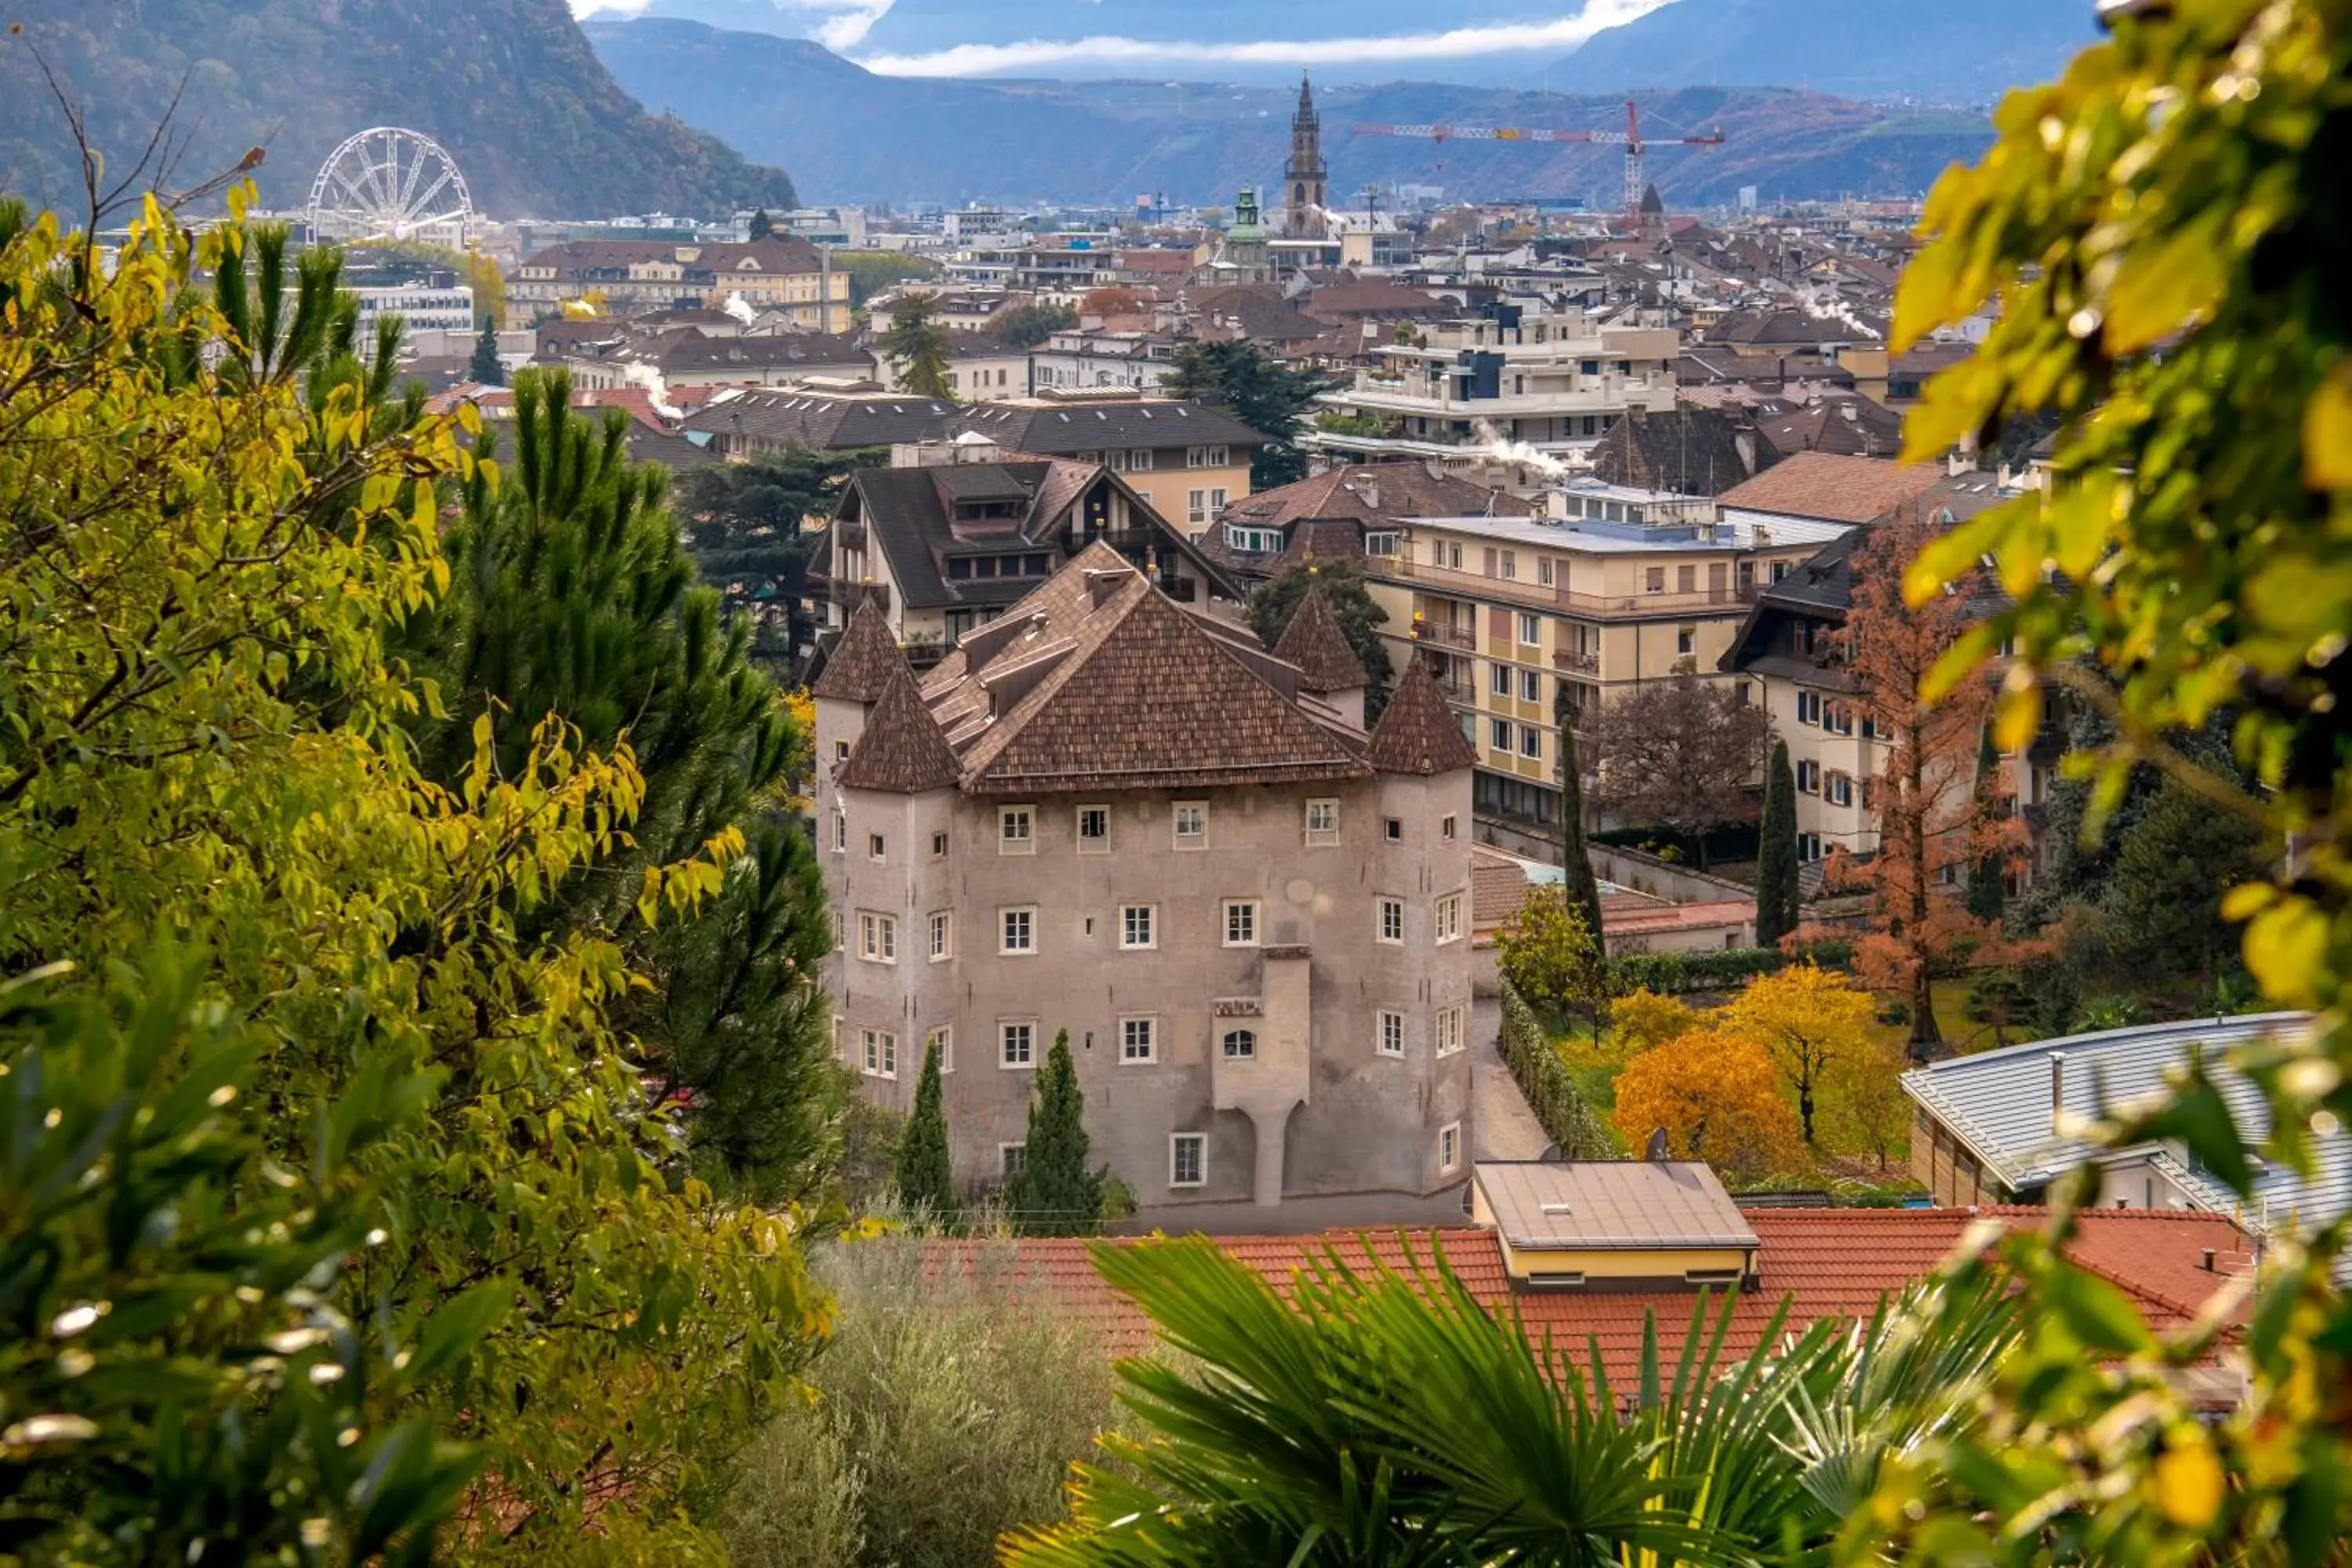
top-left (808, 441), bottom-right (1240, 651)
top-left (507, 237), bottom-right (850, 328)
top-left (946, 395), bottom-right (1265, 529)
top-left (1366, 512), bottom-right (1845, 842)
top-left (1305, 303), bottom-right (1679, 466)
top-left (814, 551), bottom-right (1477, 1208)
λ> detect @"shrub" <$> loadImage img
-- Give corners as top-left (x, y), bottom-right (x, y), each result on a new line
top-left (1603, 942), bottom-right (1853, 997)
top-left (1498, 982), bottom-right (1617, 1157)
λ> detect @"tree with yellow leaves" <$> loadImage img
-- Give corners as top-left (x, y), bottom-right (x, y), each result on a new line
top-left (1722, 963), bottom-right (1879, 1148)
top-left (1610, 1029), bottom-right (1806, 1186)
top-left (1596, 986), bottom-right (1700, 1065)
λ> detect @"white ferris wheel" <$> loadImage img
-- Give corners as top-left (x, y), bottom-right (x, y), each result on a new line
top-left (306, 127), bottom-right (477, 247)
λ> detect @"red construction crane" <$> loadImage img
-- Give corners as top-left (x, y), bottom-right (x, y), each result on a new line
top-left (1350, 100), bottom-right (1725, 232)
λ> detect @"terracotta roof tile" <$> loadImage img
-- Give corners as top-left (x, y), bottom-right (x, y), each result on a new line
top-left (837, 666), bottom-right (962, 793)
top-left (811, 597), bottom-right (904, 702)
top-left (1716, 450), bottom-right (1944, 525)
top-left (1271, 590), bottom-right (1365, 695)
top-left (1367, 659), bottom-right (1478, 776)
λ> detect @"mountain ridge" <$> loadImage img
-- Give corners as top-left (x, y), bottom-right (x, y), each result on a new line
top-left (589, 18), bottom-right (1997, 209)
top-left (0, 0), bottom-right (797, 219)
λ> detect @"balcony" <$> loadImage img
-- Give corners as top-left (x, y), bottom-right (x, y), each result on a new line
top-left (1382, 555), bottom-right (1760, 618)
top-left (1412, 622), bottom-right (1477, 651)
top-left (1553, 648), bottom-right (1600, 676)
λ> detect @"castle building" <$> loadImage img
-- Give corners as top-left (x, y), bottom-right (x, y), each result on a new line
top-left (1284, 74), bottom-right (1330, 239)
top-left (813, 547), bottom-right (1478, 1210)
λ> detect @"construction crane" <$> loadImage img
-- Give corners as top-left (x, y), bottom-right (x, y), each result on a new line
top-left (1349, 100), bottom-right (1724, 231)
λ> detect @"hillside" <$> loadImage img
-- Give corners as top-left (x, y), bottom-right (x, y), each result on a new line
top-left (588, 19), bottom-right (1994, 209)
top-left (0, 0), bottom-right (796, 220)
top-left (1548, 0), bottom-right (2092, 103)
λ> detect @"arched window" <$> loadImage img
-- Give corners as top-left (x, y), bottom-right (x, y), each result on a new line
top-left (1221, 1029), bottom-right (1257, 1061)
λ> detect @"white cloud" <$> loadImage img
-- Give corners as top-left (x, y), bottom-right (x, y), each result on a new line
top-left (568, 0), bottom-right (896, 44)
top-left (851, 0), bottom-right (1674, 78)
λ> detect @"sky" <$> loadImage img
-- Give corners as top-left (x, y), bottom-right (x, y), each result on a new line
top-left (565, 0), bottom-right (1681, 79)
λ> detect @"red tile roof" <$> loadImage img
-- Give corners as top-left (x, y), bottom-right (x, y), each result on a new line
top-left (924, 1207), bottom-right (2253, 1381)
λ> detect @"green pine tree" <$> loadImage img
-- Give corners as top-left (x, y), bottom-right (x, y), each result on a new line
top-left (1967, 724), bottom-right (2008, 924)
top-left (1755, 739), bottom-right (1801, 950)
top-left (883, 291), bottom-right (954, 398)
top-left (1245, 561), bottom-right (1394, 720)
top-left (1004, 1029), bottom-right (1103, 1237)
top-left (1163, 339), bottom-right (1338, 489)
top-left (748, 207), bottom-right (775, 241)
top-left (469, 317), bottom-right (505, 386)
top-left (895, 1036), bottom-right (958, 1224)
top-left (1555, 696), bottom-right (1606, 944)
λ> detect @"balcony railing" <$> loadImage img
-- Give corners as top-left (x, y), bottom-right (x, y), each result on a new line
top-left (1380, 556), bottom-right (1759, 617)
top-left (1552, 648), bottom-right (1600, 675)
top-left (1411, 622), bottom-right (1477, 651)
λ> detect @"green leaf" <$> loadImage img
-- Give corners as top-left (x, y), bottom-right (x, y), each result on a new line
top-left (2038, 1262), bottom-right (2156, 1355)
top-left (402, 1280), bottom-right (511, 1387)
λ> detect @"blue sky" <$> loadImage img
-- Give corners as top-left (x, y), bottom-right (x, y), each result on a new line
top-left (568, 0), bottom-right (1679, 78)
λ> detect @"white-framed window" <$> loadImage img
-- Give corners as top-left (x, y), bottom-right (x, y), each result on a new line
top-left (927, 911), bottom-right (953, 961)
top-left (1189, 488), bottom-right (1208, 524)
top-left (1128, 448), bottom-right (1154, 472)
top-left (1826, 701), bottom-right (1854, 736)
top-left (1798, 832), bottom-right (1824, 862)
top-left (1377, 897), bottom-right (1405, 945)
top-left (861, 1028), bottom-right (898, 1079)
top-left (1441, 815), bottom-right (1457, 840)
top-left (1221, 1028), bottom-right (1257, 1060)
top-left (833, 909), bottom-right (845, 952)
top-left (1676, 626), bottom-right (1697, 656)
top-left (1383, 817), bottom-right (1403, 843)
top-left (1305, 799), bottom-right (1340, 845)
top-left (1173, 801), bottom-right (1207, 848)
top-left (1490, 662), bottom-right (1512, 697)
top-left (1366, 530), bottom-right (1399, 558)
top-left (1377, 1010), bottom-right (1406, 1058)
top-left (1187, 443), bottom-right (1229, 469)
top-left (1225, 524), bottom-right (1283, 554)
top-left (1519, 668), bottom-right (1541, 703)
top-left (931, 829), bottom-right (949, 858)
top-left (867, 832), bottom-right (887, 862)
top-left (832, 811), bottom-right (848, 854)
top-left (1120, 904), bottom-right (1157, 950)
top-left (834, 739), bottom-right (851, 764)
top-left (1000, 804), bottom-right (1035, 852)
top-left (1223, 899), bottom-right (1259, 947)
top-left (1538, 557), bottom-right (1555, 587)
top-left (1436, 1004), bottom-right (1466, 1056)
top-left (1499, 549), bottom-right (1516, 581)
top-left (1076, 804), bottom-right (1111, 851)
top-left (927, 1025), bottom-right (953, 1074)
top-left (1000, 1142), bottom-right (1026, 1175)
top-left (1796, 691), bottom-right (1823, 726)
top-left (1170, 1133), bottom-right (1206, 1187)
top-left (1517, 612), bottom-right (1541, 646)
top-left (858, 911), bottom-right (898, 964)
top-left (1827, 772), bottom-right (1854, 808)
top-left (1000, 1020), bottom-right (1036, 1068)
top-left (1489, 717), bottom-right (1512, 753)
top-left (1797, 760), bottom-right (1822, 795)
top-left (1519, 724), bottom-right (1542, 760)
top-left (1439, 1122), bottom-right (1462, 1174)
top-left (1447, 542), bottom-right (1464, 571)
top-left (1121, 1016), bottom-right (1158, 1063)
top-left (1000, 906), bottom-right (1036, 954)
top-left (1436, 894), bottom-right (1464, 945)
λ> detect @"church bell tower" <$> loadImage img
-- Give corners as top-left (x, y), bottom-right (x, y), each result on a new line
top-left (1284, 74), bottom-right (1329, 239)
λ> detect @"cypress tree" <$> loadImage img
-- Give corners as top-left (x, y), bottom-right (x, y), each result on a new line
top-left (468, 318), bottom-right (505, 387)
top-left (1004, 1029), bottom-right (1102, 1236)
top-left (1967, 724), bottom-right (2008, 923)
top-left (894, 1038), bottom-right (957, 1225)
top-left (1556, 703), bottom-right (1606, 943)
top-left (748, 207), bottom-right (775, 241)
top-left (1755, 739), bottom-right (1801, 949)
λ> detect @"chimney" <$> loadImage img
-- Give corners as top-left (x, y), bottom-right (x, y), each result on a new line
top-left (2201, 1247), bottom-right (2216, 1272)
top-left (2051, 1051), bottom-right (2067, 1133)
top-left (1360, 478), bottom-right (1381, 511)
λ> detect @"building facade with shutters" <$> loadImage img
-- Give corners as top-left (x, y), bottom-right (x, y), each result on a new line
top-left (811, 552), bottom-right (1476, 1209)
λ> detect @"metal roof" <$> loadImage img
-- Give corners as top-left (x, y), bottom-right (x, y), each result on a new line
top-left (1475, 1161), bottom-right (1759, 1251)
top-left (1900, 1013), bottom-right (2347, 1240)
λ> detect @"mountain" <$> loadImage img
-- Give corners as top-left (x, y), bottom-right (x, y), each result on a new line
top-left (0, 0), bottom-right (796, 220)
top-left (588, 18), bottom-right (1995, 208)
top-left (1548, 0), bottom-right (2093, 104)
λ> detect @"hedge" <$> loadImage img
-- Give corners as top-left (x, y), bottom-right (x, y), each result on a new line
top-left (1497, 981), bottom-right (1615, 1158)
top-left (1603, 941), bottom-right (1853, 998)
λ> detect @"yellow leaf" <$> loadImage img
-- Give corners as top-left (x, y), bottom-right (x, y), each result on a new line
top-left (2103, 219), bottom-right (2226, 356)
top-left (2245, 898), bottom-right (2329, 1007)
top-left (2307, 364), bottom-right (2352, 490)
top-left (2151, 1441), bottom-right (2224, 1530)
top-left (2220, 884), bottom-right (2276, 921)
top-left (1994, 675), bottom-right (2040, 755)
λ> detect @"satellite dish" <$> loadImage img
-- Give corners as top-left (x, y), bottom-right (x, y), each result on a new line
top-left (1645, 1127), bottom-right (1670, 1162)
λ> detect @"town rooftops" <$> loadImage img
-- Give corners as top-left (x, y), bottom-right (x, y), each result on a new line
top-left (1364, 659), bottom-right (1479, 776)
top-left (1270, 590), bottom-right (1366, 695)
top-left (949, 398), bottom-right (1269, 455)
top-left (1399, 514), bottom-right (1762, 555)
top-left (682, 388), bottom-right (960, 452)
top-left (811, 597), bottom-right (904, 703)
top-left (1901, 1012), bottom-right (2348, 1243)
top-left (1716, 451), bottom-right (1945, 525)
top-left (1474, 1162), bottom-right (1759, 1251)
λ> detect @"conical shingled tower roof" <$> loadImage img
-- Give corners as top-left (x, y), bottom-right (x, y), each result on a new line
top-left (837, 665), bottom-right (962, 793)
top-left (1272, 588), bottom-right (1367, 696)
top-left (1367, 659), bottom-right (1478, 776)
top-left (811, 597), bottom-right (900, 702)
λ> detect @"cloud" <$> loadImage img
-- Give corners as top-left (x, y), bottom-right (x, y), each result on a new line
top-left (851, 0), bottom-right (1673, 78)
top-left (568, 0), bottom-right (895, 46)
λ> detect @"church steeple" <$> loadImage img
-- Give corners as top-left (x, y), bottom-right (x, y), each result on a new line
top-left (1283, 72), bottom-right (1328, 239)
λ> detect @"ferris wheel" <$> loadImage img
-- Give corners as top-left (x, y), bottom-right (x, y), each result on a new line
top-left (306, 128), bottom-right (477, 246)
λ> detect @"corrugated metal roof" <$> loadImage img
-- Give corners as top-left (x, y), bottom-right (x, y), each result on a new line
top-left (1475, 1161), bottom-right (1759, 1251)
top-left (1900, 1013), bottom-right (2348, 1241)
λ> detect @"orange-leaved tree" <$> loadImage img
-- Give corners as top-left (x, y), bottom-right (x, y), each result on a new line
top-left (1829, 508), bottom-right (2031, 1058)
top-left (1611, 1029), bottom-right (1806, 1186)
top-left (1722, 963), bottom-right (1878, 1147)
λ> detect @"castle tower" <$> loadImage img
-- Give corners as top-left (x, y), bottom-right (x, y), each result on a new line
top-left (1284, 73), bottom-right (1329, 239)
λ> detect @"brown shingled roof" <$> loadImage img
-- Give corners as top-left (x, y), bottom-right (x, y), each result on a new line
top-left (1271, 590), bottom-right (1366, 695)
top-left (1715, 450), bottom-right (1944, 525)
top-left (1367, 659), bottom-right (1478, 776)
top-left (837, 666), bottom-right (962, 793)
top-left (811, 597), bottom-right (903, 702)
